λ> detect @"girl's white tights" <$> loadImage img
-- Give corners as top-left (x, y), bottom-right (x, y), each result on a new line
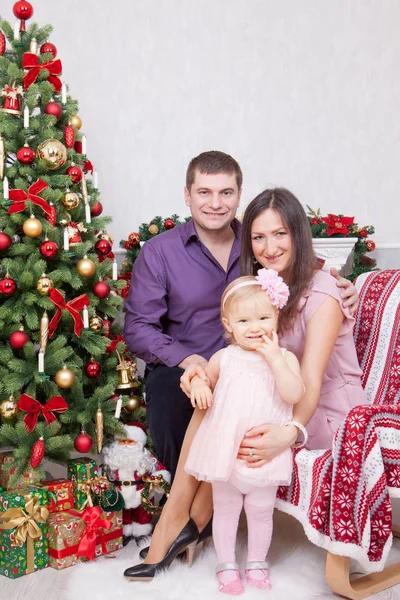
top-left (212, 480), bottom-right (278, 584)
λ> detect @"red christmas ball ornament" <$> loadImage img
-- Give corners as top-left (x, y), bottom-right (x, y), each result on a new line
top-left (359, 229), bottom-right (368, 238)
top-left (123, 241), bottom-right (132, 250)
top-left (0, 31), bottom-right (6, 56)
top-left (95, 238), bottom-right (112, 256)
top-left (64, 124), bottom-right (75, 149)
top-left (30, 437), bottom-right (45, 468)
top-left (0, 232), bottom-right (12, 251)
top-left (91, 202), bottom-right (103, 217)
top-left (1, 276), bottom-right (16, 296)
top-left (17, 144), bottom-right (35, 164)
top-left (45, 101), bottom-right (62, 119)
top-left (74, 141), bottom-right (82, 153)
top-left (366, 239), bottom-right (376, 252)
top-left (102, 318), bottom-right (112, 337)
top-left (128, 232), bottom-right (140, 245)
top-left (9, 329), bottom-right (29, 349)
top-left (93, 280), bottom-right (111, 299)
top-left (66, 164), bottom-right (83, 183)
top-left (164, 219), bottom-right (175, 230)
top-left (13, 1), bottom-right (33, 21)
top-left (40, 239), bottom-right (59, 259)
top-left (74, 431), bottom-right (94, 453)
top-left (84, 358), bottom-right (102, 379)
top-left (40, 41), bottom-right (57, 57)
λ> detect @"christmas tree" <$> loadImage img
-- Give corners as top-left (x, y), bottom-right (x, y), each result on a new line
top-left (0, 2), bottom-right (136, 487)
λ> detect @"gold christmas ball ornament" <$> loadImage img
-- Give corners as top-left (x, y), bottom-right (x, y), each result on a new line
top-left (124, 393), bottom-right (143, 413)
top-left (0, 396), bottom-right (18, 419)
top-left (36, 138), bottom-right (67, 170)
top-left (100, 231), bottom-right (114, 244)
top-left (69, 114), bottom-right (82, 129)
top-left (36, 273), bottom-right (54, 296)
top-left (23, 215), bottom-right (43, 237)
top-left (76, 256), bottom-right (96, 277)
top-left (89, 314), bottom-right (104, 333)
top-left (62, 191), bottom-right (80, 210)
top-left (55, 366), bottom-right (75, 388)
top-left (148, 224), bottom-right (159, 235)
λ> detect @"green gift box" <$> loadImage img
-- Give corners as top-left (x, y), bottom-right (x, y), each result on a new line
top-left (67, 458), bottom-right (98, 510)
top-left (0, 487), bottom-right (49, 579)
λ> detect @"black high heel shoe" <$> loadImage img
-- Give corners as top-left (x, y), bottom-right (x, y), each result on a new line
top-left (139, 517), bottom-right (213, 561)
top-left (124, 518), bottom-right (199, 581)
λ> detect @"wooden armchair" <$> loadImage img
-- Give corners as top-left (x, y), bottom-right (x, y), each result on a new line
top-left (276, 269), bottom-right (400, 599)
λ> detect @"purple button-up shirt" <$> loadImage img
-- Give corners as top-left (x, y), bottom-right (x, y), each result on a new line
top-left (123, 219), bottom-right (241, 368)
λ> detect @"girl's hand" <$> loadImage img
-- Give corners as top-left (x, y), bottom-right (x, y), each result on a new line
top-left (180, 363), bottom-right (209, 398)
top-left (237, 423), bottom-right (298, 467)
top-left (191, 380), bottom-right (213, 410)
top-left (256, 331), bottom-right (283, 367)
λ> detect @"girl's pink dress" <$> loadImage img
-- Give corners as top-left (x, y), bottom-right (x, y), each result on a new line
top-left (279, 270), bottom-right (366, 450)
top-left (185, 344), bottom-right (293, 487)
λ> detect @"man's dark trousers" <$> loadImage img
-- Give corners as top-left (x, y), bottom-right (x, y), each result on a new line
top-left (145, 365), bottom-right (194, 481)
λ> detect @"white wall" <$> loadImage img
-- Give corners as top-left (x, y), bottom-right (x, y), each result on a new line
top-left (16, 0), bottom-right (400, 257)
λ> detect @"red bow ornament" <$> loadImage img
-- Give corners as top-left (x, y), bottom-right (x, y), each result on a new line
top-left (48, 288), bottom-right (90, 338)
top-left (22, 53), bottom-right (62, 92)
top-left (77, 506), bottom-right (112, 561)
top-left (8, 179), bottom-right (56, 224)
top-left (17, 393), bottom-right (68, 432)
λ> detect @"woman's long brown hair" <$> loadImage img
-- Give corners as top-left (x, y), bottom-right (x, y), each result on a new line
top-left (240, 188), bottom-right (316, 334)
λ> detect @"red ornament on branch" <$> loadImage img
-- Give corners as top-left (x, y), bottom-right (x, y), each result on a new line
top-left (40, 42), bottom-right (57, 57)
top-left (40, 239), bottom-right (59, 259)
top-left (0, 31), bottom-right (6, 56)
top-left (17, 393), bottom-right (68, 432)
top-left (30, 437), bottom-right (45, 468)
top-left (13, 1), bottom-right (33, 30)
top-left (74, 431), bottom-right (93, 453)
top-left (91, 202), bottom-right (103, 217)
top-left (0, 232), bottom-right (12, 251)
top-left (366, 239), bottom-right (376, 252)
top-left (44, 101), bottom-right (62, 119)
top-left (164, 219), bottom-right (174, 230)
top-left (8, 179), bottom-right (53, 223)
top-left (93, 280), bottom-right (111, 299)
top-left (0, 275), bottom-right (16, 296)
top-left (66, 164), bottom-right (83, 183)
top-left (84, 358), bottom-right (102, 379)
top-left (64, 124), bottom-right (75, 148)
top-left (17, 144), bottom-right (35, 164)
top-left (9, 328), bottom-right (29, 349)
top-left (22, 53), bottom-right (62, 92)
top-left (128, 232), bottom-right (140, 245)
top-left (359, 229), bottom-right (368, 238)
top-left (95, 238), bottom-right (112, 256)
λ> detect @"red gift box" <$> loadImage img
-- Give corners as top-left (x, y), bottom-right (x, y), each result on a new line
top-left (40, 479), bottom-right (75, 512)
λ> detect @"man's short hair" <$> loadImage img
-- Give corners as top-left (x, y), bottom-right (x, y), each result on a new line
top-left (186, 151), bottom-right (243, 190)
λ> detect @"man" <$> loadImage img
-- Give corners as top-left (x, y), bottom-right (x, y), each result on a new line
top-left (123, 151), bottom-right (357, 479)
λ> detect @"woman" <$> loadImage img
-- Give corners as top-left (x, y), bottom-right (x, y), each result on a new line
top-left (124, 188), bottom-right (366, 581)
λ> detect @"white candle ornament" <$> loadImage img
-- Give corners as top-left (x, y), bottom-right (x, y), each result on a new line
top-left (114, 396), bottom-right (123, 419)
top-left (81, 135), bottom-right (87, 155)
top-left (38, 350), bottom-right (45, 373)
top-left (83, 306), bottom-right (89, 329)
top-left (3, 176), bottom-right (9, 200)
top-left (85, 203), bottom-right (91, 224)
top-left (13, 22), bottom-right (20, 40)
top-left (63, 227), bottom-right (70, 251)
top-left (93, 171), bottom-right (98, 189)
top-left (23, 105), bottom-right (29, 128)
top-left (112, 259), bottom-right (118, 281)
top-left (61, 83), bottom-right (67, 105)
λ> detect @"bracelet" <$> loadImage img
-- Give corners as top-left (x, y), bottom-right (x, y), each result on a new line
top-left (285, 420), bottom-right (308, 449)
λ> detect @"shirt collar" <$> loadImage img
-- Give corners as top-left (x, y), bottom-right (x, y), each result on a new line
top-left (181, 218), bottom-right (242, 246)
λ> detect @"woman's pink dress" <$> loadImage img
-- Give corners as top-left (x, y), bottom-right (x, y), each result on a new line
top-left (185, 344), bottom-right (293, 487)
top-left (279, 270), bottom-right (366, 450)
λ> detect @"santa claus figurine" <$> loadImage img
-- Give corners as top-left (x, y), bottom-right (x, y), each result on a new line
top-left (102, 422), bottom-right (170, 539)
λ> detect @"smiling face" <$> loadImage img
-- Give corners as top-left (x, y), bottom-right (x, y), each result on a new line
top-left (251, 208), bottom-right (293, 277)
top-left (222, 288), bottom-right (279, 351)
top-left (184, 170), bottom-right (241, 235)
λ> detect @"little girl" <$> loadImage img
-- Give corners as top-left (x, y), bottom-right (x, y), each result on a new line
top-left (184, 269), bottom-right (305, 595)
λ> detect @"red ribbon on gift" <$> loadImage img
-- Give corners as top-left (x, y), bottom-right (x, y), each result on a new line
top-left (17, 393), bottom-right (68, 432)
top-left (48, 288), bottom-right (89, 338)
top-left (8, 179), bottom-right (55, 223)
top-left (22, 53), bottom-right (62, 92)
top-left (76, 506), bottom-right (112, 561)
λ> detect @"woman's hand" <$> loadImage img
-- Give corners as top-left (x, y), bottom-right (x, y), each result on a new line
top-left (330, 267), bottom-right (359, 315)
top-left (180, 363), bottom-right (209, 398)
top-left (237, 423), bottom-right (298, 468)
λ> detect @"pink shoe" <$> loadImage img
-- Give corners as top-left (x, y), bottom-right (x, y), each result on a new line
top-left (245, 561), bottom-right (271, 590)
top-left (216, 563), bottom-right (244, 595)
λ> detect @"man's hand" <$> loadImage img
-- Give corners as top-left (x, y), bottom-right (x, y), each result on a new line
top-left (330, 267), bottom-right (359, 315)
top-left (178, 354), bottom-right (208, 371)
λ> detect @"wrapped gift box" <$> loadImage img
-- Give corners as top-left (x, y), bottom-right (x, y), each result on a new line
top-left (48, 507), bottom-right (123, 570)
top-left (67, 457), bottom-right (98, 510)
top-left (40, 479), bottom-right (75, 513)
top-left (0, 451), bottom-right (40, 490)
top-left (0, 487), bottom-right (49, 578)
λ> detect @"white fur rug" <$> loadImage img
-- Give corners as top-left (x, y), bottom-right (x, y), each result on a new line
top-left (63, 511), bottom-right (400, 600)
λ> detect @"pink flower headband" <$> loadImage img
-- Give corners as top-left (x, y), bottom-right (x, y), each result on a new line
top-left (223, 269), bottom-right (290, 309)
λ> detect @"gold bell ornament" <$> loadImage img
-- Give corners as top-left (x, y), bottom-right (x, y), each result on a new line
top-left (116, 351), bottom-right (138, 392)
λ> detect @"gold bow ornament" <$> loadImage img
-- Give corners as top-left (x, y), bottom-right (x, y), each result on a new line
top-left (0, 495), bottom-right (49, 574)
top-left (78, 476), bottom-right (111, 510)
